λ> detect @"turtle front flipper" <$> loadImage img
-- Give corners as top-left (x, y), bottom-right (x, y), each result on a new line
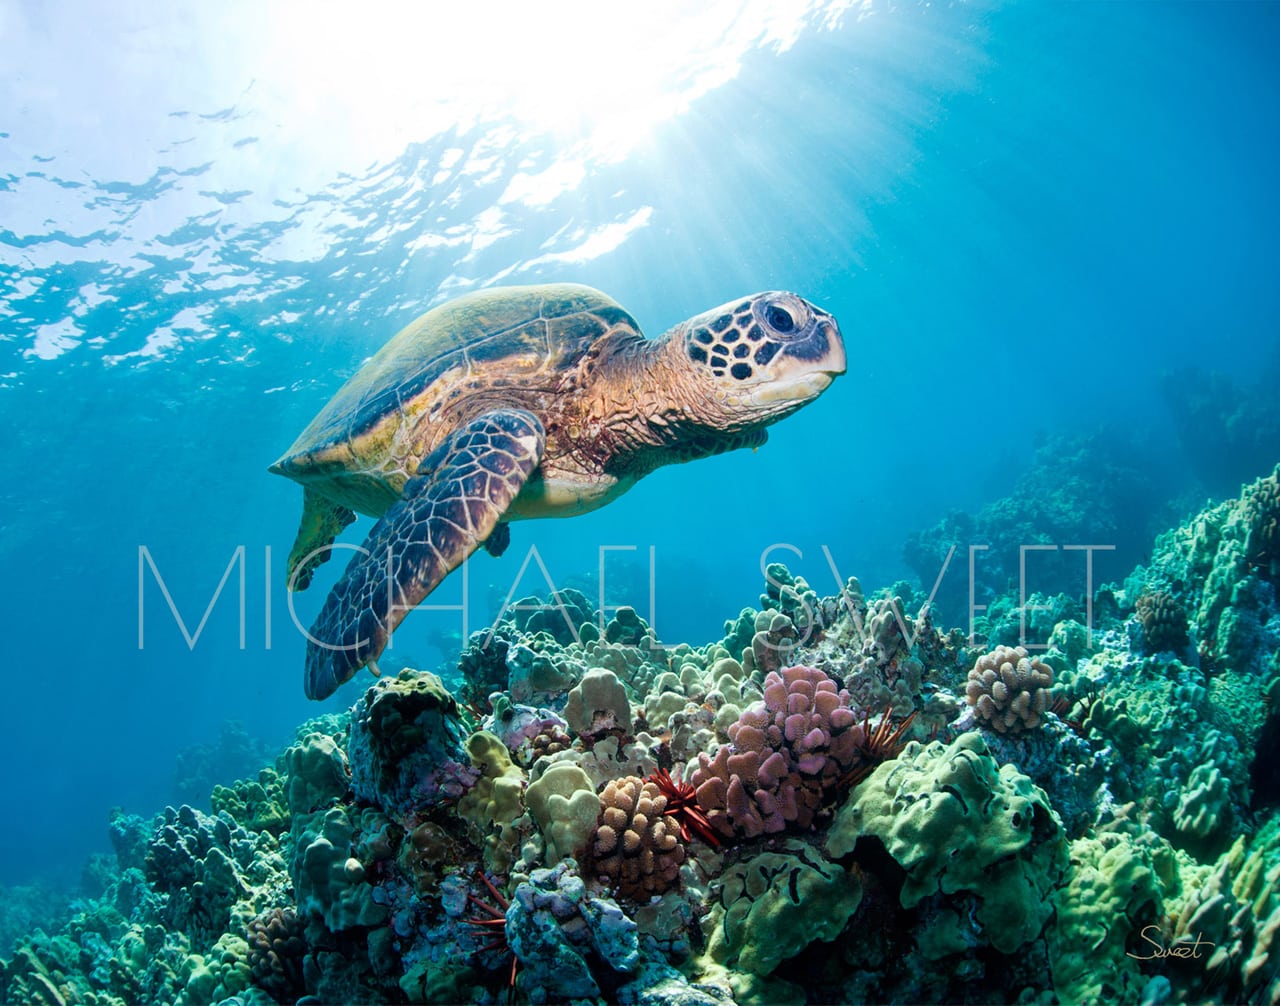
top-left (303, 409), bottom-right (545, 700)
top-left (287, 488), bottom-right (357, 592)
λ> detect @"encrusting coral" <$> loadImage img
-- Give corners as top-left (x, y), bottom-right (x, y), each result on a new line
top-left (965, 644), bottom-right (1053, 734)
top-left (698, 838), bottom-right (862, 978)
top-left (827, 732), bottom-right (1068, 954)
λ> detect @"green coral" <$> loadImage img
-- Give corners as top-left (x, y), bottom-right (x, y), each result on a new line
top-left (1071, 649), bottom-right (1251, 852)
top-left (180, 932), bottom-right (250, 1004)
top-left (1047, 830), bottom-right (1171, 1004)
top-left (1162, 811), bottom-right (1280, 1001)
top-left (283, 731), bottom-right (350, 815)
top-left (346, 668), bottom-right (470, 812)
top-left (826, 732), bottom-right (1067, 953)
top-left (562, 668), bottom-right (631, 737)
top-left (290, 806), bottom-right (389, 932)
top-left (698, 839), bottom-right (862, 978)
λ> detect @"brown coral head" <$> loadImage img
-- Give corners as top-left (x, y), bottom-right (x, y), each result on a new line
top-left (1135, 590), bottom-right (1190, 654)
top-left (245, 907), bottom-right (306, 1001)
top-left (591, 776), bottom-right (686, 899)
top-left (965, 645), bottom-right (1053, 734)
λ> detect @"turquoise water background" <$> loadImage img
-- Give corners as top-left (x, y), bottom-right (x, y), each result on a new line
top-left (1, 1), bottom-right (1277, 885)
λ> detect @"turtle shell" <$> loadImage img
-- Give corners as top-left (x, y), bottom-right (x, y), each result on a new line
top-left (271, 283), bottom-right (640, 515)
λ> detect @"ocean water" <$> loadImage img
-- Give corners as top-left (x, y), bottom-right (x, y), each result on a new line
top-left (2, 1), bottom-right (1279, 1000)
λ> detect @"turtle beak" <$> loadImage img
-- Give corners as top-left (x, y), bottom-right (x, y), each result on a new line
top-left (822, 319), bottom-right (847, 378)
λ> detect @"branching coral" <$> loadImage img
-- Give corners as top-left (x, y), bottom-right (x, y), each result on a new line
top-left (589, 776), bottom-right (686, 900)
top-left (965, 645), bottom-right (1053, 734)
top-left (145, 805), bottom-right (264, 948)
top-left (691, 665), bottom-right (863, 838)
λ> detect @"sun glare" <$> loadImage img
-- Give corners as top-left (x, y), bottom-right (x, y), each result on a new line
top-left (261, 0), bottom-right (857, 167)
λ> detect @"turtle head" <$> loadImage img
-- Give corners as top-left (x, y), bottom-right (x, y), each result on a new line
top-left (677, 292), bottom-right (846, 427)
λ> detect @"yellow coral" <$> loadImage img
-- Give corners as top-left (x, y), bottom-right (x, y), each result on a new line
top-left (525, 762), bottom-right (600, 864)
top-left (457, 730), bottom-right (527, 873)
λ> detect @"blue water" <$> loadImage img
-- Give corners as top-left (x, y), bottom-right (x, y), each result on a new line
top-left (1, 1), bottom-right (1277, 886)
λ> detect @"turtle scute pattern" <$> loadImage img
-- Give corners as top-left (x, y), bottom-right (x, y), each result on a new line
top-left (305, 409), bottom-right (545, 700)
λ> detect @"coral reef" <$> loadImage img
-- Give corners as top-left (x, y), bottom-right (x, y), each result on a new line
top-left (456, 729), bottom-right (528, 874)
top-left (6, 459), bottom-right (1280, 1006)
top-left (698, 839), bottom-right (862, 978)
top-left (244, 907), bottom-right (306, 1003)
top-left (1244, 463), bottom-right (1280, 582)
top-left (563, 667), bottom-right (632, 738)
top-left (525, 762), bottom-right (600, 865)
top-left (904, 430), bottom-right (1170, 628)
top-left (1159, 365), bottom-right (1280, 495)
top-left (506, 860), bottom-right (640, 1003)
top-left (827, 733), bottom-right (1068, 954)
top-left (346, 669), bottom-right (473, 815)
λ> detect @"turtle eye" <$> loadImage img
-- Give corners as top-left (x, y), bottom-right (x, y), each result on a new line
top-left (765, 302), bottom-right (798, 334)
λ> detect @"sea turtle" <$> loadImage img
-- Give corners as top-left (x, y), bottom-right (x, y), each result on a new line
top-left (271, 283), bottom-right (845, 700)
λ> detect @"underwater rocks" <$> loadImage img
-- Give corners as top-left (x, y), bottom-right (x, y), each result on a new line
top-left (347, 668), bottom-right (474, 815)
top-left (507, 860), bottom-right (640, 1002)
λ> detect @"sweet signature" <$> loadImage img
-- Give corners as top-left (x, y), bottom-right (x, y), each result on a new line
top-left (1125, 925), bottom-right (1216, 960)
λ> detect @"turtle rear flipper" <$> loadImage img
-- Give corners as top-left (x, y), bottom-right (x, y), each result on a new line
top-left (286, 488), bottom-right (357, 591)
top-left (303, 409), bottom-right (545, 700)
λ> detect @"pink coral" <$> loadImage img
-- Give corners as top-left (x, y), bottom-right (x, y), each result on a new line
top-left (691, 665), bottom-right (864, 838)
